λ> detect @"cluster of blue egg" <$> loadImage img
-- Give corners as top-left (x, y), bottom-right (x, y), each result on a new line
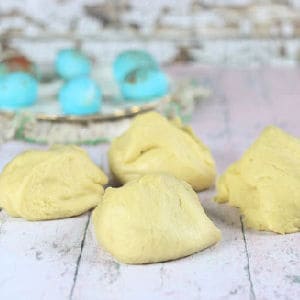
top-left (0, 49), bottom-right (169, 115)
top-left (56, 49), bottom-right (101, 116)
top-left (58, 49), bottom-right (169, 114)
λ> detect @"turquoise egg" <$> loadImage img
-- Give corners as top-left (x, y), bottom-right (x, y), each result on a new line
top-left (120, 68), bottom-right (169, 102)
top-left (55, 49), bottom-right (91, 80)
top-left (0, 72), bottom-right (38, 110)
top-left (59, 76), bottom-right (101, 115)
top-left (113, 50), bottom-right (158, 83)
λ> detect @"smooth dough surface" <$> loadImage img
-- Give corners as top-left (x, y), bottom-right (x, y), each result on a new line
top-left (215, 126), bottom-right (300, 234)
top-left (0, 145), bottom-right (108, 221)
top-left (93, 173), bottom-right (221, 264)
top-left (109, 112), bottom-right (216, 191)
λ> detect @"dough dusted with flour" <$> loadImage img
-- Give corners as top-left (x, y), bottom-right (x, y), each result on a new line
top-left (215, 126), bottom-right (300, 234)
top-left (93, 174), bottom-right (221, 264)
top-left (109, 112), bottom-right (216, 191)
top-left (0, 145), bottom-right (108, 220)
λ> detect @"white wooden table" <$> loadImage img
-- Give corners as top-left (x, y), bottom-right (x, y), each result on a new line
top-left (0, 65), bottom-right (299, 300)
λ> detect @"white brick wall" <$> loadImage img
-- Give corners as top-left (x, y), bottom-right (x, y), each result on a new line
top-left (1, 0), bottom-right (300, 65)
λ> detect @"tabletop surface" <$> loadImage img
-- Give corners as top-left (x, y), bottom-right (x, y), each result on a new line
top-left (0, 65), bottom-right (299, 300)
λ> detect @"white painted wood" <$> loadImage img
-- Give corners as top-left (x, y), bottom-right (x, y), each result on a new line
top-left (226, 68), bottom-right (300, 300)
top-left (0, 67), bottom-right (300, 300)
top-left (72, 67), bottom-right (252, 300)
top-left (0, 211), bottom-right (88, 300)
top-left (207, 67), bottom-right (300, 300)
top-left (245, 228), bottom-right (300, 300)
top-left (72, 189), bottom-right (250, 300)
top-left (0, 142), bottom-right (107, 300)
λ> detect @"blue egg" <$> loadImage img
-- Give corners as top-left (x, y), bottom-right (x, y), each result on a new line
top-left (0, 72), bottom-right (38, 110)
top-left (120, 68), bottom-right (169, 102)
top-left (113, 50), bottom-right (158, 83)
top-left (59, 76), bottom-right (101, 115)
top-left (55, 49), bottom-right (91, 80)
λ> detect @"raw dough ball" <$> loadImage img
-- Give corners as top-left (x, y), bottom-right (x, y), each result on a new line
top-left (93, 174), bottom-right (221, 264)
top-left (215, 126), bottom-right (300, 234)
top-left (0, 145), bottom-right (108, 221)
top-left (109, 112), bottom-right (216, 191)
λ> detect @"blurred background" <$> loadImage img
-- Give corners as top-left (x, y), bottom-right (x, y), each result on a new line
top-left (1, 0), bottom-right (300, 67)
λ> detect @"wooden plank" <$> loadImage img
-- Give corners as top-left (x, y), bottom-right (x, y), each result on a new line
top-left (244, 68), bottom-right (300, 300)
top-left (218, 67), bottom-right (300, 300)
top-left (0, 211), bottom-right (89, 300)
top-left (72, 67), bottom-right (251, 300)
top-left (244, 228), bottom-right (300, 300)
top-left (71, 190), bottom-right (250, 300)
top-left (0, 142), bottom-right (107, 300)
top-left (0, 66), bottom-right (300, 300)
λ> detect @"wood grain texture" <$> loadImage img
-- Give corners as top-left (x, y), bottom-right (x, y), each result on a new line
top-left (0, 142), bottom-right (107, 300)
top-left (0, 65), bottom-right (300, 300)
top-left (72, 189), bottom-right (250, 300)
top-left (189, 66), bottom-right (300, 300)
top-left (0, 211), bottom-right (89, 300)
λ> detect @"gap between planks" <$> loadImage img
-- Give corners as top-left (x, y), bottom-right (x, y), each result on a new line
top-left (69, 212), bottom-right (91, 300)
top-left (240, 217), bottom-right (256, 300)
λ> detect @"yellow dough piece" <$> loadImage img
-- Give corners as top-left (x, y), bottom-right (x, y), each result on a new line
top-left (215, 126), bottom-right (300, 234)
top-left (0, 145), bottom-right (108, 221)
top-left (93, 173), bottom-right (221, 264)
top-left (109, 112), bottom-right (216, 191)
